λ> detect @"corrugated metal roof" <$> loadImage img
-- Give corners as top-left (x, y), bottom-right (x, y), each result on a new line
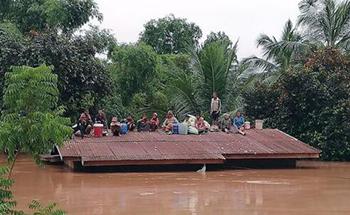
top-left (59, 129), bottom-right (320, 166)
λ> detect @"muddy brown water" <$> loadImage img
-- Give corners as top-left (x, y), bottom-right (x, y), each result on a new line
top-left (2, 156), bottom-right (350, 215)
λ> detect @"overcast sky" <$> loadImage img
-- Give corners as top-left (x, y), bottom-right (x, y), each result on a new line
top-left (93, 0), bottom-right (301, 58)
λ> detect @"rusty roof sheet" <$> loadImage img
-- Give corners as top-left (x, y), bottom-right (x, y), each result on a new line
top-left (59, 129), bottom-right (320, 166)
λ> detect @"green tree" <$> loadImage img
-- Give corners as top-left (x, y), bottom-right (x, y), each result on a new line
top-left (243, 48), bottom-right (350, 160)
top-left (242, 20), bottom-right (307, 83)
top-left (110, 43), bottom-right (158, 106)
top-left (203, 31), bottom-right (233, 50)
top-left (0, 65), bottom-right (70, 214)
top-left (0, 29), bottom-right (112, 120)
top-left (0, 22), bottom-right (25, 105)
top-left (298, 0), bottom-right (350, 52)
top-left (167, 38), bottom-right (241, 117)
top-left (0, 0), bottom-right (102, 34)
top-left (0, 65), bottom-right (72, 169)
top-left (139, 14), bottom-right (202, 54)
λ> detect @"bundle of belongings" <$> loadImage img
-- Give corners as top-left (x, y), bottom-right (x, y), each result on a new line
top-left (182, 114), bottom-right (211, 135)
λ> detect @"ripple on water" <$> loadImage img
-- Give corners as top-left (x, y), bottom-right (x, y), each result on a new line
top-left (139, 192), bottom-right (155, 196)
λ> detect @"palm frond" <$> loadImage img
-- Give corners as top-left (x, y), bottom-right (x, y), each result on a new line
top-left (241, 56), bottom-right (278, 73)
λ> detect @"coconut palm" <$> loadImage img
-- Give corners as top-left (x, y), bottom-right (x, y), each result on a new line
top-left (298, 0), bottom-right (350, 52)
top-left (167, 39), bottom-right (240, 118)
top-left (242, 20), bottom-right (308, 83)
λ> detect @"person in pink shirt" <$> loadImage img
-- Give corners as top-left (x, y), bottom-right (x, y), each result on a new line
top-left (149, 113), bottom-right (160, 131)
top-left (195, 113), bottom-right (209, 134)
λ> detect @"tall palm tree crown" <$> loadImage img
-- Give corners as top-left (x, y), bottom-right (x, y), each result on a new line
top-left (242, 20), bottom-right (305, 83)
top-left (298, 0), bottom-right (350, 51)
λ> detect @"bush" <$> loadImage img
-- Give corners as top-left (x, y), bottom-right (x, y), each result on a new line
top-left (243, 48), bottom-right (350, 160)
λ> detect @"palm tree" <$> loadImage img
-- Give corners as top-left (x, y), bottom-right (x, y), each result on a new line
top-left (298, 0), bottom-right (350, 52)
top-left (242, 20), bottom-right (307, 83)
top-left (167, 39), bottom-right (240, 118)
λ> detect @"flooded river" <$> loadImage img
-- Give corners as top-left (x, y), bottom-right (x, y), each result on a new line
top-left (5, 156), bottom-right (350, 215)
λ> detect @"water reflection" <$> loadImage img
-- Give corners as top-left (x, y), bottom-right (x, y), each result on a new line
top-left (3, 156), bottom-right (350, 215)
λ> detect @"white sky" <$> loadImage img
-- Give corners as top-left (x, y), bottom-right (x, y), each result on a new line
top-left (93, 0), bottom-right (301, 58)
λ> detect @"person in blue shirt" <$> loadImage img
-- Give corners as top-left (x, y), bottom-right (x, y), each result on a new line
top-left (232, 111), bottom-right (246, 136)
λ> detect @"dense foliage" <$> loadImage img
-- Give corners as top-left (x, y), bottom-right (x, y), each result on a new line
top-left (244, 49), bottom-right (350, 160)
top-left (0, 0), bottom-right (102, 34)
top-left (0, 65), bottom-right (72, 162)
top-left (0, 23), bottom-right (113, 122)
top-left (111, 43), bottom-right (158, 106)
top-left (139, 14), bottom-right (202, 54)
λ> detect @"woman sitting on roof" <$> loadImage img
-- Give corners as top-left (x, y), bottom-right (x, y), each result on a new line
top-left (95, 109), bottom-right (107, 128)
top-left (137, 113), bottom-right (150, 132)
top-left (110, 116), bottom-right (121, 136)
top-left (78, 109), bottom-right (93, 137)
top-left (149, 113), bottom-right (160, 131)
top-left (232, 111), bottom-right (246, 136)
top-left (162, 111), bottom-right (178, 134)
top-left (195, 113), bottom-right (209, 134)
top-left (126, 115), bottom-right (136, 131)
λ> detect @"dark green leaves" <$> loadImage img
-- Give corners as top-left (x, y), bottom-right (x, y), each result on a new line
top-left (139, 14), bottom-right (202, 54)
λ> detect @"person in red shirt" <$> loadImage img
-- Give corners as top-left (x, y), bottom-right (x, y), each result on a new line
top-left (149, 113), bottom-right (160, 131)
top-left (195, 113), bottom-right (209, 134)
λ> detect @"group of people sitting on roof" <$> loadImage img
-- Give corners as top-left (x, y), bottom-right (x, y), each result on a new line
top-left (73, 92), bottom-right (248, 138)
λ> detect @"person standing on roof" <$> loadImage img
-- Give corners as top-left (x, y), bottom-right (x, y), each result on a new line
top-left (210, 92), bottom-right (221, 126)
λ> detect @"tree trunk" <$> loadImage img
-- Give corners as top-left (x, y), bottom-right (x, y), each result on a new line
top-left (7, 152), bottom-right (19, 180)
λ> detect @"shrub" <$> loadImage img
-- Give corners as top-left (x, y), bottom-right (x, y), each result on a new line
top-left (243, 48), bottom-right (350, 160)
